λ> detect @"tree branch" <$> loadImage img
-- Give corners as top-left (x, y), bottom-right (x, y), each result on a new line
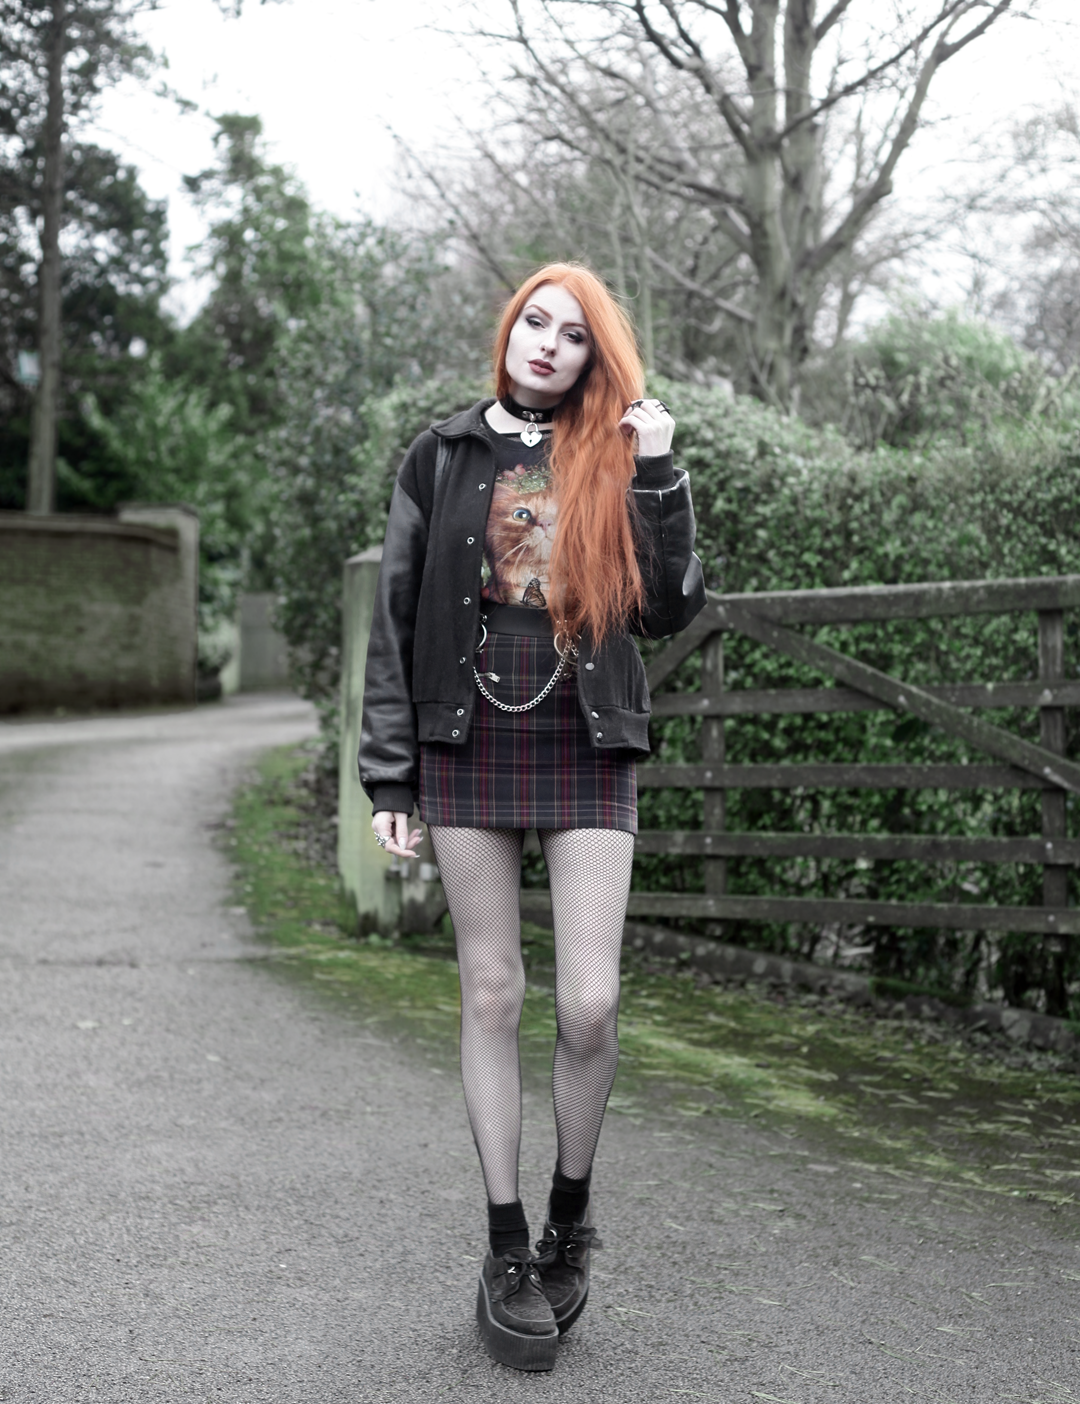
top-left (498, 5), bottom-right (756, 248)
top-left (389, 132), bottom-right (518, 293)
top-left (805, 1), bottom-right (1018, 276)
top-left (777, 0), bottom-right (1006, 141)
top-left (646, 245), bottom-right (755, 322)
top-left (631, 0), bottom-right (755, 154)
top-left (814, 0), bottom-right (856, 42)
top-left (938, 0), bottom-right (1017, 59)
top-left (683, 0), bottom-right (754, 65)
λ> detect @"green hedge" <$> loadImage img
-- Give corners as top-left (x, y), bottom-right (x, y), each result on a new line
top-left (309, 375), bottom-right (1080, 1014)
top-left (640, 377), bottom-right (1080, 1014)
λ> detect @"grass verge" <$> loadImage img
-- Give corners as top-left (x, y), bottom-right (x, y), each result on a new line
top-left (230, 744), bottom-right (1080, 1219)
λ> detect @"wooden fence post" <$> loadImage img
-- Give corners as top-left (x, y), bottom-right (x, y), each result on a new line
top-left (1038, 610), bottom-right (1070, 1015)
top-left (701, 631), bottom-right (726, 912)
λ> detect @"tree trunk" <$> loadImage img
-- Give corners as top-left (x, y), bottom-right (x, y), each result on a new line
top-left (27, 0), bottom-right (67, 517)
top-left (743, 3), bottom-right (795, 405)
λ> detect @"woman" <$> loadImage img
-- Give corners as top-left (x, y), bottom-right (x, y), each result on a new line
top-left (358, 263), bottom-right (706, 1371)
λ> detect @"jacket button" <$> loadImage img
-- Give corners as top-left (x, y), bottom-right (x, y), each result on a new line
top-left (585, 662), bottom-right (595, 671)
top-left (591, 711), bottom-right (599, 719)
top-left (478, 483), bottom-right (486, 490)
top-left (459, 657), bottom-right (466, 665)
top-left (456, 708), bottom-right (464, 716)
top-left (596, 731), bottom-right (603, 740)
top-left (464, 597), bottom-right (471, 605)
top-left (467, 536), bottom-right (475, 544)
top-left (452, 729), bottom-right (460, 738)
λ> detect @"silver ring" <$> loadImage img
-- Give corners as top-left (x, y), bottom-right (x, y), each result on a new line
top-left (553, 629), bottom-right (578, 662)
top-left (374, 831), bottom-right (388, 849)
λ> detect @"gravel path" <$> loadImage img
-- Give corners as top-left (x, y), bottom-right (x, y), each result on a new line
top-left (1, 694), bottom-right (1077, 1403)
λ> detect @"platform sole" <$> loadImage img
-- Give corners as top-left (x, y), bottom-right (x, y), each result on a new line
top-left (554, 1285), bottom-right (588, 1336)
top-left (476, 1279), bottom-right (559, 1371)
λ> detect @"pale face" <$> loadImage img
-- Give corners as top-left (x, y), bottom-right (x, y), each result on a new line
top-left (504, 282), bottom-right (592, 408)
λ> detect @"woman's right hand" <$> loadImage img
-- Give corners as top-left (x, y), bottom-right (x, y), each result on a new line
top-left (373, 811), bottom-right (423, 860)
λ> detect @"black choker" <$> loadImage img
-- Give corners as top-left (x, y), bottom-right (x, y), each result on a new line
top-left (499, 394), bottom-right (559, 424)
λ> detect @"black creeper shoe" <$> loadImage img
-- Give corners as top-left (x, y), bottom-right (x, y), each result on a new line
top-left (476, 1248), bottom-right (558, 1371)
top-left (534, 1208), bottom-right (601, 1335)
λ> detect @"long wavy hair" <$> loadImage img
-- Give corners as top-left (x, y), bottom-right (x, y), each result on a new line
top-left (493, 263), bottom-right (645, 644)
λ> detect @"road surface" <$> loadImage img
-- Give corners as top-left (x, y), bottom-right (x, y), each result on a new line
top-left (1, 694), bottom-right (1077, 1401)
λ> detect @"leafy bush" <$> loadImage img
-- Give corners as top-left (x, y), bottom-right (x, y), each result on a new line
top-left (639, 375), bottom-right (1080, 1014)
top-left (264, 214), bottom-right (492, 734)
top-left (268, 370), bottom-right (487, 730)
top-left (285, 340), bottom-right (1080, 1014)
top-left (82, 357), bottom-right (253, 668)
top-left (844, 308), bottom-right (1078, 450)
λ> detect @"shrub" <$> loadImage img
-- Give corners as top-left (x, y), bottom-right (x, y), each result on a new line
top-left (82, 357), bottom-right (253, 665)
top-left (638, 376), bottom-right (1080, 1014)
top-left (845, 308), bottom-right (1078, 450)
top-left (268, 369), bottom-right (488, 740)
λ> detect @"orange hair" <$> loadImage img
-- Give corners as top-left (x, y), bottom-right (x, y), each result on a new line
top-left (493, 263), bottom-right (646, 645)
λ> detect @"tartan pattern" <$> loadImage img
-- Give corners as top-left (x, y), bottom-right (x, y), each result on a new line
top-left (419, 633), bottom-right (637, 832)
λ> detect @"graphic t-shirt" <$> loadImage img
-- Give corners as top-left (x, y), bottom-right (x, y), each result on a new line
top-left (480, 430), bottom-right (556, 610)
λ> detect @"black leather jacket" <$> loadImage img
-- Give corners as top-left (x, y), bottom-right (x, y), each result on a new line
top-left (359, 399), bottom-right (706, 815)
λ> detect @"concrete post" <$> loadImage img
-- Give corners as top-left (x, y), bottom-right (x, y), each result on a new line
top-left (337, 547), bottom-right (447, 937)
top-left (238, 592), bottom-right (290, 690)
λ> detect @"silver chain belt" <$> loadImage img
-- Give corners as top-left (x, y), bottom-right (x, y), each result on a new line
top-left (473, 620), bottom-right (578, 714)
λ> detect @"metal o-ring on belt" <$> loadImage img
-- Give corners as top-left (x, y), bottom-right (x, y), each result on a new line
top-left (473, 605), bottom-right (576, 713)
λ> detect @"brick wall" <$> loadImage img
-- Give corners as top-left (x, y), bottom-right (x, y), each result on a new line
top-left (0, 507), bottom-right (198, 712)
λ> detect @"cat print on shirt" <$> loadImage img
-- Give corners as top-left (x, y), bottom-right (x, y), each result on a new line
top-left (481, 462), bottom-right (556, 609)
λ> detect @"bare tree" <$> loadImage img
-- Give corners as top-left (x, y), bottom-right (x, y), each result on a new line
top-left (940, 99), bottom-right (1080, 375)
top-left (1001, 105), bottom-right (1080, 374)
top-left (462, 0), bottom-right (1026, 407)
top-left (395, 57), bottom-right (761, 382)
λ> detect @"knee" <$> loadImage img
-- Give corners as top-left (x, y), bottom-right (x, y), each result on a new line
top-left (462, 967), bottom-right (526, 1035)
top-left (556, 981), bottom-right (620, 1055)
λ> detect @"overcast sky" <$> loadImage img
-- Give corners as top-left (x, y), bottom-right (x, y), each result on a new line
top-left (88, 0), bottom-right (1080, 320)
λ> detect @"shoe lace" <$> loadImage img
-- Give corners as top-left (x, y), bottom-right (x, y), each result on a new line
top-left (499, 1250), bottom-right (543, 1296)
top-left (534, 1223), bottom-right (602, 1268)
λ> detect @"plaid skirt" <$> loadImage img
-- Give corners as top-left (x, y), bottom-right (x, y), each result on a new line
top-left (419, 631), bottom-right (637, 832)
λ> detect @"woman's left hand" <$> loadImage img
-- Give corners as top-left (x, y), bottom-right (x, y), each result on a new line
top-left (619, 398), bottom-right (675, 457)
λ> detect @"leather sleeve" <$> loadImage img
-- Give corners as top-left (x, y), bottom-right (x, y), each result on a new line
top-left (357, 476), bottom-right (429, 815)
top-left (630, 453), bottom-right (708, 639)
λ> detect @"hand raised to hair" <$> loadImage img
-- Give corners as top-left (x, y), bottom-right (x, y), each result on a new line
top-left (619, 398), bottom-right (675, 457)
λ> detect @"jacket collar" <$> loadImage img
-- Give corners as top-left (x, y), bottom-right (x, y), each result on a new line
top-left (431, 398), bottom-right (497, 440)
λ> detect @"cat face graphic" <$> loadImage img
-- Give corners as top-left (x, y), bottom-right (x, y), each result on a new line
top-left (485, 469), bottom-right (557, 605)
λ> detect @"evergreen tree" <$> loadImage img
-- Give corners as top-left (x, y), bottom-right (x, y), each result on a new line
top-left (0, 0), bottom-right (163, 510)
top-left (175, 113), bottom-right (326, 439)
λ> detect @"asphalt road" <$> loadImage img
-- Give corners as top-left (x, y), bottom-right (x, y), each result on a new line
top-left (1, 693), bottom-right (1077, 1403)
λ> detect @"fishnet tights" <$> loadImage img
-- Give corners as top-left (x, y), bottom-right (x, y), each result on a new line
top-left (428, 825), bottom-right (634, 1205)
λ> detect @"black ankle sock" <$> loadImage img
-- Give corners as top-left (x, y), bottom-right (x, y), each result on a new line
top-left (548, 1167), bottom-right (591, 1226)
top-left (488, 1199), bottom-right (530, 1256)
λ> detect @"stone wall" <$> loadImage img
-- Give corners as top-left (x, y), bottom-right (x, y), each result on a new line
top-left (0, 506), bottom-right (198, 712)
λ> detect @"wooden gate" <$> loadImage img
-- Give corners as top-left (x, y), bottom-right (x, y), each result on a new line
top-left (629, 576), bottom-right (1080, 953)
top-left (519, 575), bottom-right (1080, 1011)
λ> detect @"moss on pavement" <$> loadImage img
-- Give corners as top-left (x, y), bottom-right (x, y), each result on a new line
top-left (231, 745), bottom-right (1080, 1222)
